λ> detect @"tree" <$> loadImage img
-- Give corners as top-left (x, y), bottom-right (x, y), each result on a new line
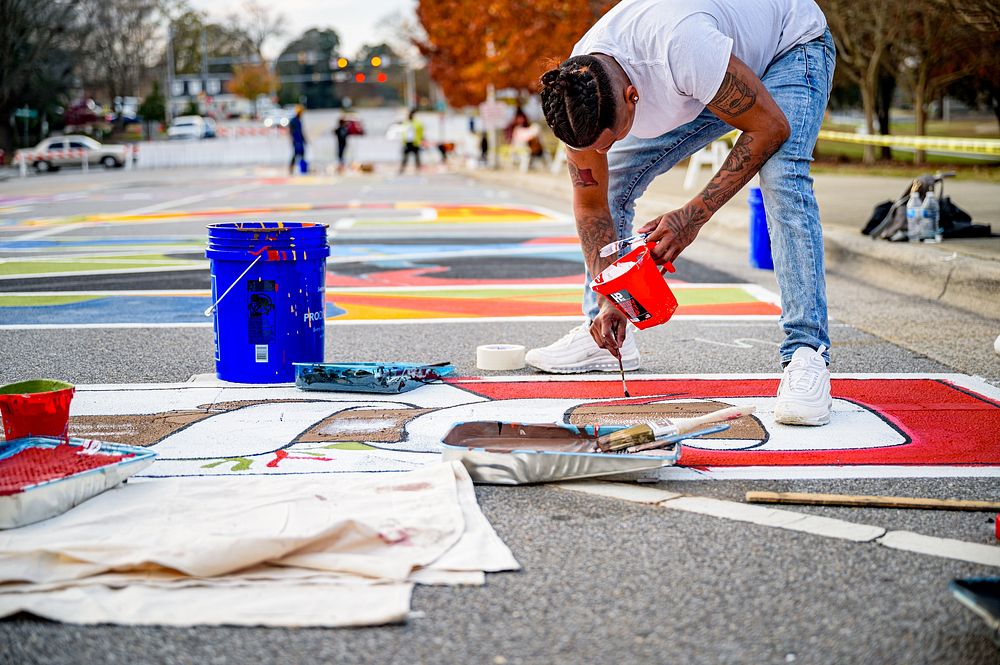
top-left (168, 8), bottom-right (256, 75)
top-left (416, 0), bottom-right (614, 107)
top-left (0, 0), bottom-right (83, 151)
top-left (820, 0), bottom-right (907, 163)
top-left (78, 0), bottom-right (163, 128)
top-left (228, 0), bottom-right (286, 59)
top-left (940, 0), bottom-right (1000, 131)
top-left (275, 29), bottom-right (342, 108)
top-left (229, 63), bottom-right (278, 115)
top-left (898, 5), bottom-right (982, 163)
top-left (138, 80), bottom-right (165, 138)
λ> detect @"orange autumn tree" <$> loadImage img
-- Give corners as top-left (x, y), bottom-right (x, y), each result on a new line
top-left (416, 0), bottom-right (616, 107)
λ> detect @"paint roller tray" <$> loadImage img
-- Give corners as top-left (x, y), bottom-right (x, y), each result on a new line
top-left (0, 437), bottom-right (157, 529)
top-left (294, 362), bottom-right (455, 393)
top-left (441, 421), bottom-right (682, 485)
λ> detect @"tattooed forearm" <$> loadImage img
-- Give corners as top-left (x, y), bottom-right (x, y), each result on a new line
top-left (576, 212), bottom-right (617, 274)
top-left (708, 72), bottom-right (756, 116)
top-left (700, 132), bottom-right (783, 211)
top-left (568, 161), bottom-right (599, 188)
top-left (665, 206), bottom-right (710, 246)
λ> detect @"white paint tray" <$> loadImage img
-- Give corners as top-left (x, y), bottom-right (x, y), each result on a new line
top-left (440, 421), bottom-right (682, 485)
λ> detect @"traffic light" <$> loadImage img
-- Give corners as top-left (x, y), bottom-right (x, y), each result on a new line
top-left (337, 57), bottom-right (348, 69)
top-left (370, 56), bottom-right (382, 67)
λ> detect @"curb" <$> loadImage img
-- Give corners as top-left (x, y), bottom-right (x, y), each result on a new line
top-left (464, 168), bottom-right (1000, 318)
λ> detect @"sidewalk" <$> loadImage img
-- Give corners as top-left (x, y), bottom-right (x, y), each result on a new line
top-left (467, 163), bottom-right (1000, 318)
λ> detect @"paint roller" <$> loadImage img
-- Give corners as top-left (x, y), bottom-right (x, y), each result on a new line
top-left (595, 405), bottom-right (756, 453)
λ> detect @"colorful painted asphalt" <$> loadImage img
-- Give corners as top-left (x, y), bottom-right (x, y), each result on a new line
top-left (0, 208), bottom-right (783, 325)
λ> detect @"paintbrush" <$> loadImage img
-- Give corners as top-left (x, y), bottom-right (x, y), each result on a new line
top-left (618, 356), bottom-right (629, 398)
top-left (594, 405), bottom-right (755, 453)
top-left (624, 423), bottom-right (729, 454)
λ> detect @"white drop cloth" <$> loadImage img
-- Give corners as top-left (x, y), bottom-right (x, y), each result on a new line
top-left (0, 461), bottom-right (518, 626)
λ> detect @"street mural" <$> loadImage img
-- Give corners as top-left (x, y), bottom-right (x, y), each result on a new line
top-left (64, 374), bottom-right (1000, 480)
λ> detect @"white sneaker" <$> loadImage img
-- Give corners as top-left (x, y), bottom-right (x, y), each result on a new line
top-left (525, 323), bottom-right (640, 373)
top-left (774, 345), bottom-right (832, 426)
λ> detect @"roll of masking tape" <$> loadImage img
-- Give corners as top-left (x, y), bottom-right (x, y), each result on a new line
top-left (476, 344), bottom-right (526, 370)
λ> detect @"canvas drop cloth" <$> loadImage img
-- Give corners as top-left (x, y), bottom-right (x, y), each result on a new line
top-left (0, 461), bottom-right (519, 627)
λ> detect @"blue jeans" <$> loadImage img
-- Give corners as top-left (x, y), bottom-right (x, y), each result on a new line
top-left (584, 29), bottom-right (836, 365)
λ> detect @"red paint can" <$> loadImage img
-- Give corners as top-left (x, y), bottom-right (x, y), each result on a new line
top-left (0, 380), bottom-right (75, 441)
top-left (590, 242), bottom-right (678, 330)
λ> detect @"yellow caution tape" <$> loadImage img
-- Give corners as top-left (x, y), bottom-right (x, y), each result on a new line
top-left (817, 130), bottom-right (1000, 156)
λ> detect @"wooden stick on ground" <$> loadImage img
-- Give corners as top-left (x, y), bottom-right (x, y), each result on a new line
top-left (745, 491), bottom-right (1000, 512)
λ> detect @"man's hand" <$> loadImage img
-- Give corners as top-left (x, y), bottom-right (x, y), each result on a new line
top-left (638, 203), bottom-right (710, 264)
top-left (590, 303), bottom-right (628, 357)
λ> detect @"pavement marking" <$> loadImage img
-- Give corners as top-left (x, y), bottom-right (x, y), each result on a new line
top-left (107, 183), bottom-right (261, 216)
top-left (0, 265), bottom-right (207, 281)
top-left (556, 482), bottom-right (998, 567)
top-left (877, 531), bottom-right (1000, 567)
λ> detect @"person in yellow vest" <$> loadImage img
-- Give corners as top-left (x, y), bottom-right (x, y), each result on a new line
top-left (399, 109), bottom-right (424, 174)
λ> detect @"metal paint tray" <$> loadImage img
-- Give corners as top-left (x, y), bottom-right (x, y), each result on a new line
top-left (441, 421), bottom-right (683, 485)
top-left (294, 362), bottom-right (455, 393)
top-left (0, 436), bottom-right (157, 529)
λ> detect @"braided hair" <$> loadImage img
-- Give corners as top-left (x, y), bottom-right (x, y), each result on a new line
top-left (539, 55), bottom-right (617, 149)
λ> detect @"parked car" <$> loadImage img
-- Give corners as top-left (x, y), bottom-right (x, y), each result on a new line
top-left (262, 108), bottom-right (291, 128)
top-left (167, 115), bottom-right (215, 140)
top-left (14, 135), bottom-right (131, 173)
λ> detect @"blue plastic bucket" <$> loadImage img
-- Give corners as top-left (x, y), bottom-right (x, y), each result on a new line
top-left (205, 222), bottom-right (330, 383)
top-left (748, 187), bottom-right (774, 270)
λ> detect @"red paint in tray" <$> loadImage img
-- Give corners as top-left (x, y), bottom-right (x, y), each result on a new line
top-left (0, 445), bottom-right (133, 496)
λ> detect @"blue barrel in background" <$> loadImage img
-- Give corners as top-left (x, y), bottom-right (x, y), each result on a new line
top-left (748, 187), bottom-right (774, 270)
top-left (206, 222), bottom-right (330, 383)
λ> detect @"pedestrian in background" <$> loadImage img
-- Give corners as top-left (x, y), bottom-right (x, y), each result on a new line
top-left (288, 105), bottom-right (306, 175)
top-left (399, 109), bottom-right (424, 174)
top-left (334, 117), bottom-right (350, 174)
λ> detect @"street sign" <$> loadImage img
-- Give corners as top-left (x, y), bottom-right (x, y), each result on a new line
top-left (14, 108), bottom-right (38, 119)
top-left (479, 101), bottom-right (509, 130)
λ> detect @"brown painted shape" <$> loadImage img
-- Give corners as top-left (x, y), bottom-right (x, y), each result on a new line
top-left (568, 400), bottom-right (765, 440)
top-left (295, 408), bottom-right (430, 443)
top-left (69, 411), bottom-right (211, 447)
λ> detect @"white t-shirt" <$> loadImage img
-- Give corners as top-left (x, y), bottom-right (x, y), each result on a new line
top-left (571, 0), bottom-right (827, 138)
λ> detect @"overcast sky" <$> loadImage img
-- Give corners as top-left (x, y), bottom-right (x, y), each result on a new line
top-left (188, 0), bottom-right (416, 60)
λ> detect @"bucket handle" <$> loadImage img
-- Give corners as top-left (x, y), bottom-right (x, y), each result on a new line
top-left (599, 234), bottom-right (676, 275)
top-left (204, 253), bottom-right (263, 317)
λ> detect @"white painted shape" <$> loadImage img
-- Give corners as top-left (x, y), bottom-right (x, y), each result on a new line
top-left (663, 496), bottom-right (886, 542)
top-left (150, 401), bottom-right (384, 458)
top-left (72, 383), bottom-right (483, 415)
top-left (877, 531), bottom-right (1000, 567)
top-left (660, 398), bottom-right (906, 452)
top-left (140, 448), bottom-right (437, 477)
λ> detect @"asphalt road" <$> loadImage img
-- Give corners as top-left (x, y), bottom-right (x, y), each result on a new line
top-left (0, 166), bottom-right (997, 664)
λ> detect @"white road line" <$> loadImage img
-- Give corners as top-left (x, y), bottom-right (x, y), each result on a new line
top-left (0, 265), bottom-right (207, 281)
top-left (121, 183), bottom-right (258, 215)
top-left (877, 531), bottom-right (1000, 567)
top-left (12, 223), bottom-right (93, 242)
top-left (556, 482), bottom-right (998, 567)
top-left (0, 315), bottom-right (786, 331)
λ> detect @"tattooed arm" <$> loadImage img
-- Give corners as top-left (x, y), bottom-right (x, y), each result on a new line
top-left (564, 147), bottom-right (630, 355)
top-left (566, 148), bottom-right (615, 279)
top-left (639, 54), bottom-right (790, 263)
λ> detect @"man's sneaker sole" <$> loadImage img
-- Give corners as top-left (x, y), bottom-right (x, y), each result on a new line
top-left (526, 355), bottom-right (641, 374)
top-left (774, 406), bottom-right (831, 426)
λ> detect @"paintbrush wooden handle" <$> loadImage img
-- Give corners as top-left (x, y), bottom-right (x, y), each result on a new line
top-left (671, 406), bottom-right (755, 434)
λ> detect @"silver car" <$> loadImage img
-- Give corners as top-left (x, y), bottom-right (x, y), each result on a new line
top-left (16, 135), bottom-right (131, 173)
